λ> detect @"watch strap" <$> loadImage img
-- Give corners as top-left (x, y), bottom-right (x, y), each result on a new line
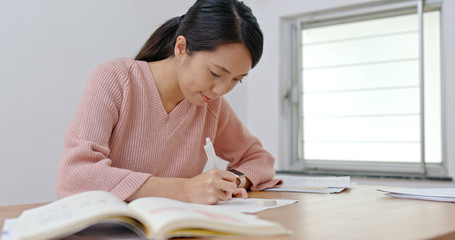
top-left (237, 175), bottom-right (246, 188)
top-left (228, 169), bottom-right (246, 188)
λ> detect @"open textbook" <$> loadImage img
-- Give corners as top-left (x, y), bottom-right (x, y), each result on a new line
top-left (13, 191), bottom-right (290, 240)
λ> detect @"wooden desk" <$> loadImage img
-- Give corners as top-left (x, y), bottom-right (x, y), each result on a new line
top-left (1, 185), bottom-right (455, 240)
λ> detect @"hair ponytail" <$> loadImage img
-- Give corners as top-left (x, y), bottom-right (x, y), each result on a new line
top-left (135, 0), bottom-right (263, 68)
top-left (135, 17), bottom-right (180, 61)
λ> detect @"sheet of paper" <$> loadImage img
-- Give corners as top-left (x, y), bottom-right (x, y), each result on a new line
top-left (276, 174), bottom-right (351, 187)
top-left (265, 186), bottom-right (346, 194)
top-left (377, 188), bottom-right (455, 202)
top-left (214, 198), bottom-right (298, 213)
top-left (1, 218), bottom-right (17, 240)
top-left (264, 174), bottom-right (352, 193)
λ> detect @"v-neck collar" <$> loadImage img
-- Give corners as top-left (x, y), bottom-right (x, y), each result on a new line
top-left (137, 60), bottom-right (193, 136)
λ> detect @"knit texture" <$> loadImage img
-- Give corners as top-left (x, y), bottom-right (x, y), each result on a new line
top-left (56, 58), bottom-right (282, 200)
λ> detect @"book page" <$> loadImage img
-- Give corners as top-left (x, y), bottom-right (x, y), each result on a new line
top-left (16, 191), bottom-right (142, 240)
top-left (128, 197), bottom-right (289, 239)
top-left (3, 218), bottom-right (144, 240)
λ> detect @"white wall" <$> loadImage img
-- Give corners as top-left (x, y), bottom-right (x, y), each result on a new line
top-left (0, 0), bottom-right (194, 206)
top-left (1, 0), bottom-right (454, 206)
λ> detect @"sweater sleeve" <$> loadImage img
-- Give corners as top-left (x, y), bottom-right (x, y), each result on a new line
top-left (211, 98), bottom-right (283, 191)
top-left (56, 60), bottom-right (150, 200)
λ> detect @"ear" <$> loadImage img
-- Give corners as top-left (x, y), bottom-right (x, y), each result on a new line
top-left (174, 35), bottom-right (187, 58)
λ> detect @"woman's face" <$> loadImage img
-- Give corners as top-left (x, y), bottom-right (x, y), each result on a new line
top-left (175, 38), bottom-right (252, 106)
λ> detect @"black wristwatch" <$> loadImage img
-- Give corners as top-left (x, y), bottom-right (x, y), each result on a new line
top-left (228, 169), bottom-right (246, 188)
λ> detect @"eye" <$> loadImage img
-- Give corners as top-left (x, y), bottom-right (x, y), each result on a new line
top-left (233, 77), bottom-right (243, 84)
top-left (209, 70), bottom-right (221, 78)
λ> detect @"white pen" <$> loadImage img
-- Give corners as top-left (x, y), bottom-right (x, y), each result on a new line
top-left (204, 137), bottom-right (219, 169)
top-left (204, 137), bottom-right (228, 203)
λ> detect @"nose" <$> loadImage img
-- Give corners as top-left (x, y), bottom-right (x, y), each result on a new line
top-left (211, 79), bottom-right (232, 97)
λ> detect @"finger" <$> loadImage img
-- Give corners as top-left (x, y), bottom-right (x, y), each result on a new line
top-left (204, 170), bottom-right (238, 201)
top-left (233, 188), bottom-right (248, 199)
top-left (212, 184), bottom-right (235, 202)
top-left (206, 194), bottom-right (221, 205)
top-left (225, 190), bottom-right (233, 201)
top-left (205, 169), bottom-right (237, 185)
top-left (219, 170), bottom-right (238, 182)
top-left (203, 186), bottom-right (229, 204)
top-left (215, 188), bottom-right (230, 202)
top-left (217, 179), bottom-right (238, 195)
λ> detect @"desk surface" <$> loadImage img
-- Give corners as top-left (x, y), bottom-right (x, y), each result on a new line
top-left (1, 185), bottom-right (455, 240)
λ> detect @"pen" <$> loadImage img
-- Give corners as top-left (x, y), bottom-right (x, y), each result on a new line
top-left (204, 137), bottom-right (228, 203)
top-left (204, 137), bottom-right (219, 169)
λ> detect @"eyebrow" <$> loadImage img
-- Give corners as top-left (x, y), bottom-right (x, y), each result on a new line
top-left (213, 63), bottom-right (248, 77)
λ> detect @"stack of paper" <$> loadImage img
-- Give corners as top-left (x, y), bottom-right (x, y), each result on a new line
top-left (377, 188), bottom-right (455, 202)
top-left (265, 174), bottom-right (353, 193)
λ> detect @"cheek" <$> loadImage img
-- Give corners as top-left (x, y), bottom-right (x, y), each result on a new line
top-left (179, 69), bottom-right (209, 91)
top-left (224, 81), bottom-right (239, 93)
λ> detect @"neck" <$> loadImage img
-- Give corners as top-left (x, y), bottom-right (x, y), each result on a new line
top-left (148, 58), bottom-right (184, 113)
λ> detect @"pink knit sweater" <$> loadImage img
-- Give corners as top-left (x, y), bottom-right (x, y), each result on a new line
top-left (56, 58), bottom-right (282, 200)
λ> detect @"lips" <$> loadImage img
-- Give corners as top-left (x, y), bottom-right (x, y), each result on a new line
top-left (200, 92), bottom-right (212, 103)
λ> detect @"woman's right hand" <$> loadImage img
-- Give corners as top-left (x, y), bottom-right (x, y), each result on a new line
top-left (126, 169), bottom-right (248, 204)
top-left (183, 169), bottom-right (247, 204)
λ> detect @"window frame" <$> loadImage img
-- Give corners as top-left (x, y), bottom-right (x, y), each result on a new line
top-left (279, 0), bottom-right (449, 179)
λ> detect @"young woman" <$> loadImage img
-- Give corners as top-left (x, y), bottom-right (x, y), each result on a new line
top-left (57, 0), bottom-right (282, 205)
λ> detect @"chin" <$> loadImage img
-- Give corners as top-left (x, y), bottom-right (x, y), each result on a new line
top-left (187, 98), bottom-right (206, 106)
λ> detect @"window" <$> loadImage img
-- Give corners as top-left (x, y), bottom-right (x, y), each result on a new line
top-left (281, 0), bottom-right (447, 178)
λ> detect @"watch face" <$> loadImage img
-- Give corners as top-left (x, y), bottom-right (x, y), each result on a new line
top-left (228, 169), bottom-right (245, 176)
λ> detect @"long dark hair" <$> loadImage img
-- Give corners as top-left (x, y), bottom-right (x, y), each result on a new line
top-left (135, 0), bottom-right (263, 68)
